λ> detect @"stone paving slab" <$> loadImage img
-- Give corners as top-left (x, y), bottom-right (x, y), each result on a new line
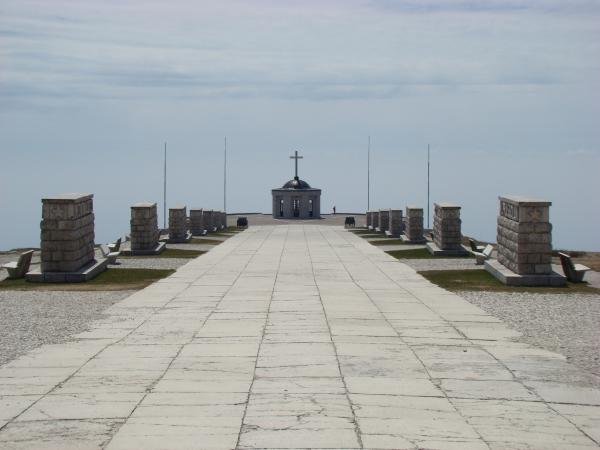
top-left (0, 225), bottom-right (599, 449)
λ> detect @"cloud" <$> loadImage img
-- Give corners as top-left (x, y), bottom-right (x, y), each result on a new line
top-left (0, 0), bottom-right (598, 105)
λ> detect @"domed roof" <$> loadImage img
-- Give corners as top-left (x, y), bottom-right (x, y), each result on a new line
top-left (282, 177), bottom-right (311, 189)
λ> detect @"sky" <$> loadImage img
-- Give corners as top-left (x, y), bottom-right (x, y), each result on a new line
top-left (1, 0), bottom-right (599, 250)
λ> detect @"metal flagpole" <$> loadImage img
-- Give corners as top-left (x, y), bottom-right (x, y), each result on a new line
top-left (367, 136), bottom-right (371, 211)
top-left (163, 142), bottom-right (167, 230)
top-left (427, 144), bottom-right (430, 229)
top-left (224, 137), bottom-right (227, 213)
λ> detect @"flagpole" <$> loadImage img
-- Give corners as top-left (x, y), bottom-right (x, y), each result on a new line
top-left (367, 136), bottom-right (371, 211)
top-left (224, 137), bottom-right (227, 213)
top-left (163, 142), bottom-right (167, 230)
top-left (427, 144), bottom-right (430, 229)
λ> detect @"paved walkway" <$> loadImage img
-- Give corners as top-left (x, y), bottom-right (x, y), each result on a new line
top-left (1, 226), bottom-right (599, 449)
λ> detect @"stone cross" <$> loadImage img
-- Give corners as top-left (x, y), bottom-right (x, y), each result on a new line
top-left (290, 150), bottom-right (303, 178)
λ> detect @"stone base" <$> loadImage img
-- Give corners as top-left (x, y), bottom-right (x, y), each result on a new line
top-left (26, 258), bottom-right (108, 283)
top-left (426, 242), bottom-right (470, 256)
top-left (168, 231), bottom-right (192, 244)
top-left (401, 234), bottom-right (426, 244)
top-left (485, 259), bottom-right (566, 287)
top-left (121, 242), bottom-right (166, 256)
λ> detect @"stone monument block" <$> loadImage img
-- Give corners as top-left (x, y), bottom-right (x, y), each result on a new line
top-left (27, 193), bottom-right (108, 282)
top-left (372, 210), bottom-right (379, 231)
top-left (127, 202), bottom-right (165, 255)
top-left (378, 209), bottom-right (390, 233)
top-left (190, 208), bottom-right (204, 236)
top-left (388, 209), bottom-right (403, 237)
top-left (426, 203), bottom-right (468, 255)
top-left (485, 196), bottom-right (565, 286)
top-left (203, 210), bottom-right (215, 232)
top-left (402, 207), bottom-right (425, 243)
top-left (169, 205), bottom-right (191, 243)
top-left (40, 193), bottom-right (95, 272)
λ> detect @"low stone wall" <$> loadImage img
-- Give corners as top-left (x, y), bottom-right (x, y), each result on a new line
top-left (496, 196), bottom-right (552, 275)
top-left (131, 202), bottom-right (159, 251)
top-left (433, 203), bottom-right (462, 250)
top-left (190, 208), bottom-right (204, 235)
top-left (41, 194), bottom-right (95, 272)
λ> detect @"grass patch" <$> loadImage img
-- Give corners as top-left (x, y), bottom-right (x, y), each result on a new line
top-left (190, 238), bottom-right (223, 245)
top-left (387, 248), bottom-right (473, 259)
top-left (0, 268), bottom-right (174, 291)
top-left (419, 269), bottom-right (600, 294)
top-left (349, 229), bottom-right (373, 235)
top-left (370, 239), bottom-right (413, 246)
top-left (122, 248), bottom-right (205, 259)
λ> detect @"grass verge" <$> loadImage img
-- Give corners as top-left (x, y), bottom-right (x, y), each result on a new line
top-left (190, 238), bottom-right (223, 245)
top-left (387, 248), bottom-right (473, 259)
top-left (0, 268), bottom-right (174, 291)
top-left (370, 239), bottom-right (414, 246)
top-left (122, 248), bottom-right (205, 259)
top-left (349, 229), bottom-right (373, 235)
top-left (419, 269), bottom-right (600, 294)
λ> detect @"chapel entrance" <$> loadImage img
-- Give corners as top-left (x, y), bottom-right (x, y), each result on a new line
top-left (292, 197), bottom-right (300, 217)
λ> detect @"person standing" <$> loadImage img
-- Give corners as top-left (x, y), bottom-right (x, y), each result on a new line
top-left (333, 205), bottom-right (336, 215)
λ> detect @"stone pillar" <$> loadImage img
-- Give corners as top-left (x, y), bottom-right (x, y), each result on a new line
top-left (378, 209), bottom-right (390, 232)
top-left (212, 211), bottom-right (221, 230)
top-left (496, 196), bottom-right (553, 275)
top-left (404, 207), bottom-right (425, 243)
top-left (40, 193), bottom-right (95, 272)
top-left (372, 210), bottom-right (379, 230)
top-left (388, 209), bottom-right (403, 237)
top-left (222, 212), bottom-right (227, 229)
top-left (203, 210), bottom-right (214, 231)
top-left (366, 211), bottom-right (372, 229)
top-left (190, 208), bottom-right (204, 235)
top-left (168, 205), bottom-right (188, 242)
top-left (433, 203), bottom-right (462, 250)
top-left (426, 203), bottom-right (468, 256)
top-left (130, 202), bottom-right (159, 252)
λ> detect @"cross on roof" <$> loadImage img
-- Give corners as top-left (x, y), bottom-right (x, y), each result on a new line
top-left (290, 150), bottom-right (303, 179)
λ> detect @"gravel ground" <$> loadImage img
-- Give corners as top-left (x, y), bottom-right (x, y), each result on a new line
top-left (0, 290), bottom-right (134, 366)
top-left (460, 291), bottom-right (600, 383)
top-left (402, 258), bottom-right (481, 271)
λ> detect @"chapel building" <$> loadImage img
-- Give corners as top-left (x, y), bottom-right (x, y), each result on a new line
top-left (271, 151), bottom-right (321, 219)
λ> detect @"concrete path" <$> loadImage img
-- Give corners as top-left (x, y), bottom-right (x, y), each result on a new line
top-left (1, 225), bottom-right (599, 449)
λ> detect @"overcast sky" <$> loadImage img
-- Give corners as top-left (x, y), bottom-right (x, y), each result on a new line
top-left (1, 0), bottom-right (599, 250)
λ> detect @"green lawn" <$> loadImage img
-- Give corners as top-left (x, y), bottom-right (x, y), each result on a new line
top-left (349, 229), bottom-right (373, 235)
top-left (190, 238), bottom-right (223, 245)
top-left (0, 268), bottom-right (174, 291)
top-left (387, 248), bottom-right (473, 259)
top-left (419, 269), bottom-right (599, 294)
top-left (370, 239), bottom-right (413, 246)
top-left (122, 248), bottom-right (205, 259)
